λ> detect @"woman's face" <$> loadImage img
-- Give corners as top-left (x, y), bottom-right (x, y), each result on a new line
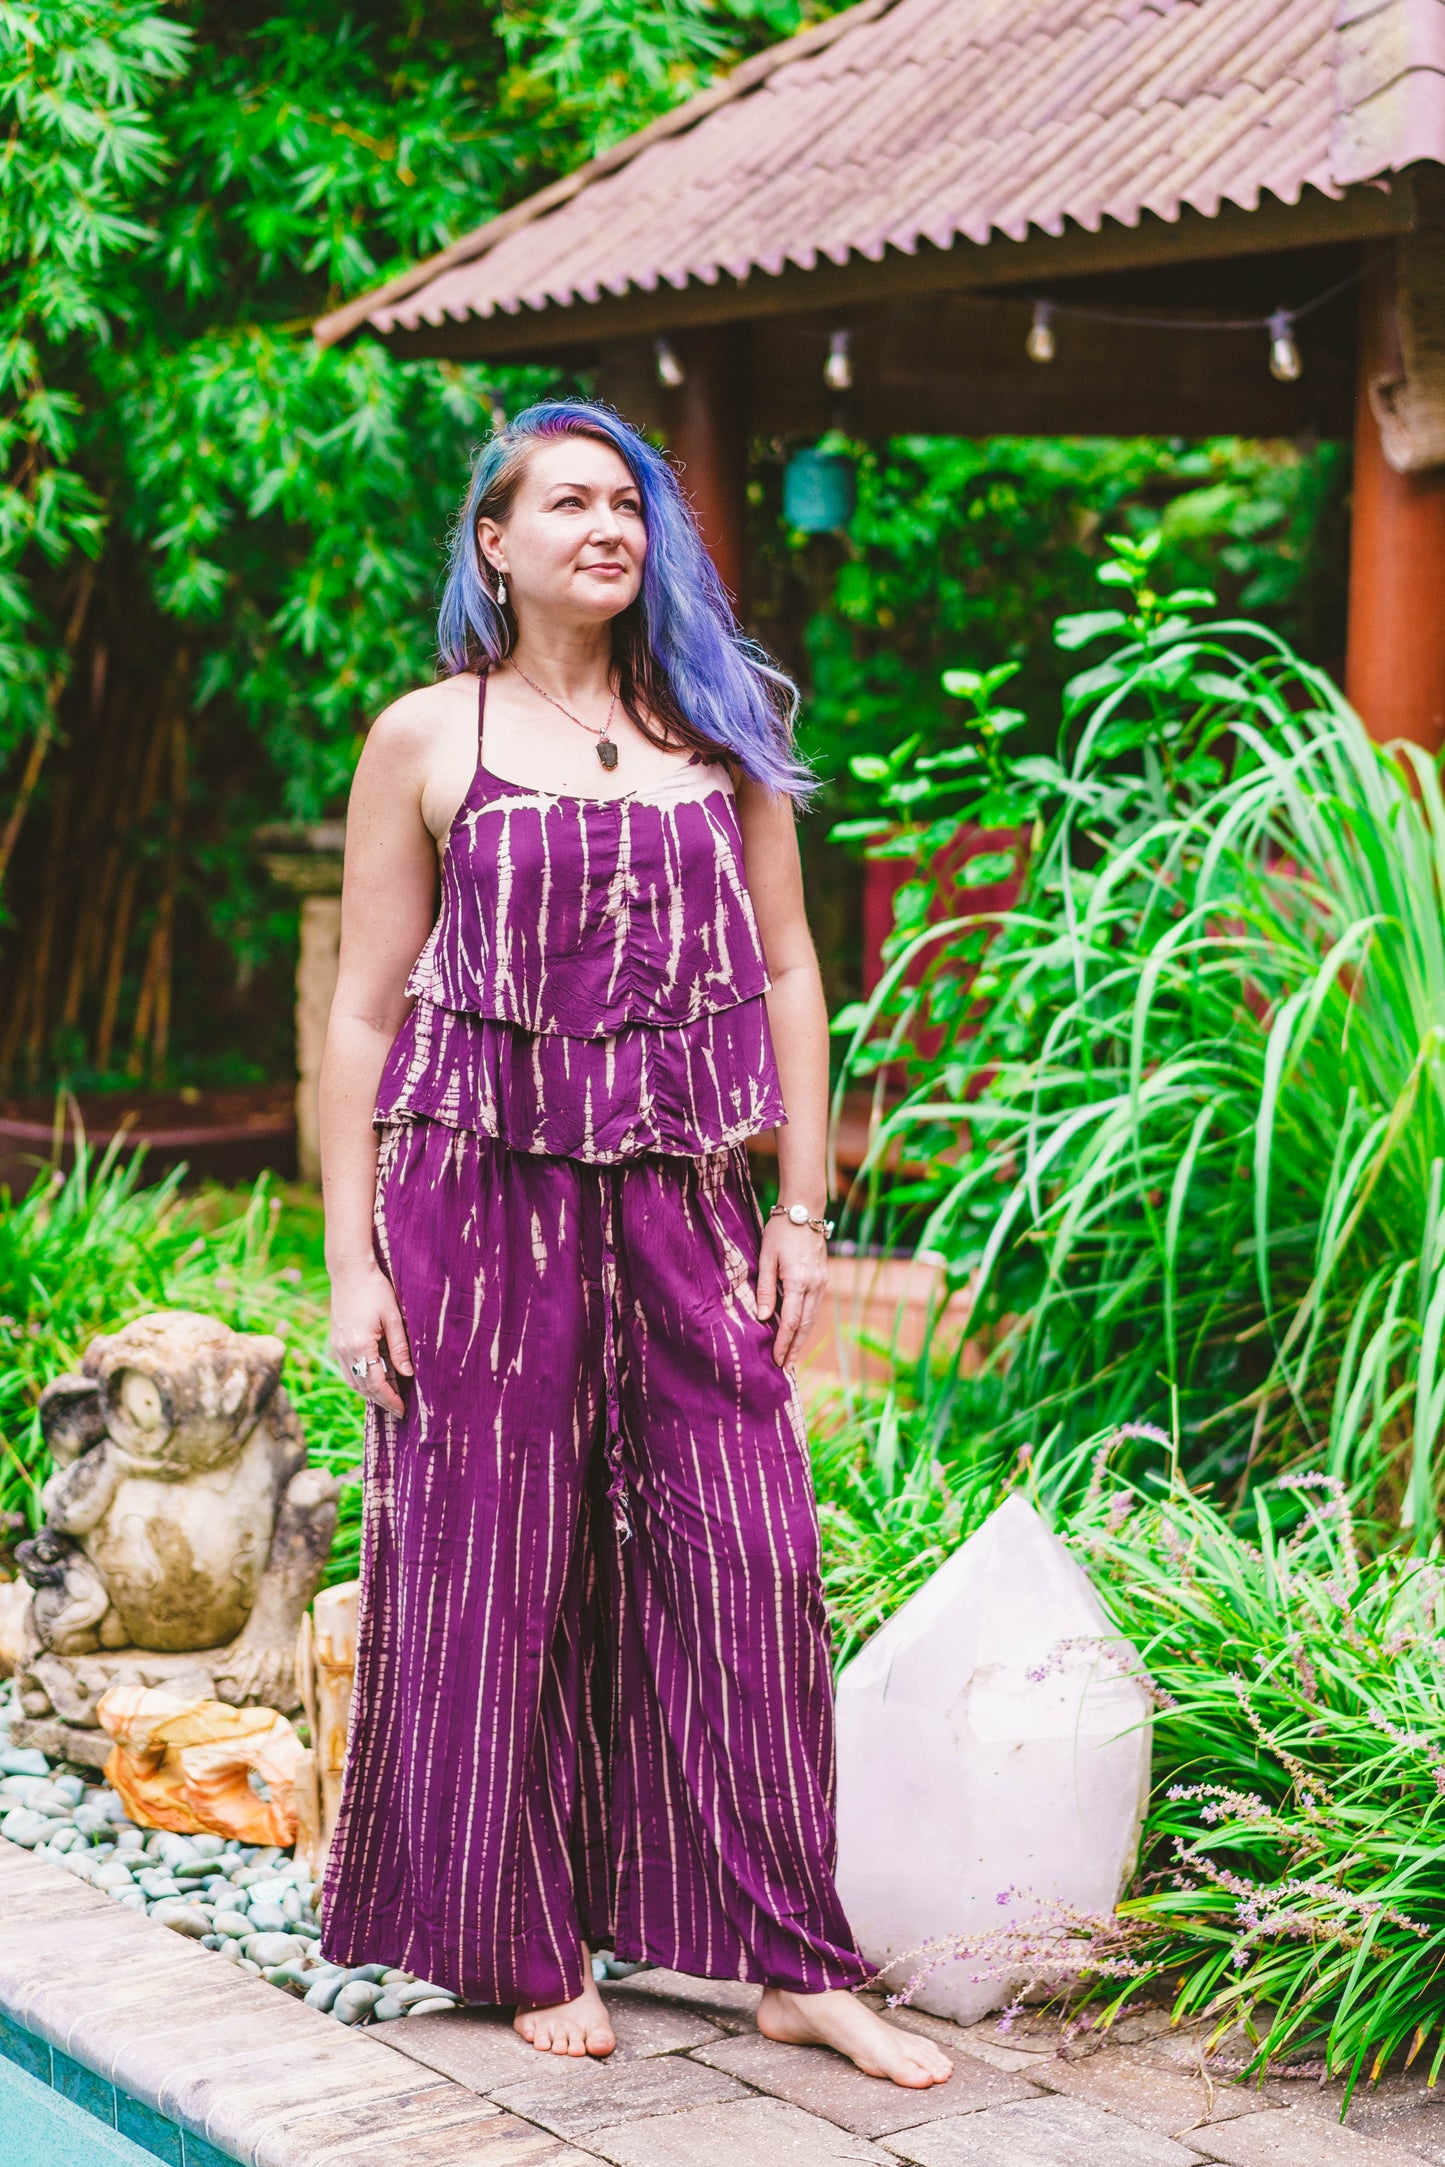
top-left (477, 436), bottom-right (646, 632)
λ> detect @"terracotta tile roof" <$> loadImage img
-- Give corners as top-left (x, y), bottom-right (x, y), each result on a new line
top-left (315, 0), bottom-right (1445, 347)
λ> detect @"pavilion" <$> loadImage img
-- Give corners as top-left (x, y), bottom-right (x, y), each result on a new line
top-left (317, 0), bottom-right (1445, 749)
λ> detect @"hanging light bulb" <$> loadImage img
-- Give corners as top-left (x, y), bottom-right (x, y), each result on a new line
top-left (1268, 308), bottom-right (1302, 383)
top-left (1025, 300), bottom-right (1056, 364)
top-left (654, 336), bottom-right (686, 389)
top-left (824, 329), bottom-right (853, 392)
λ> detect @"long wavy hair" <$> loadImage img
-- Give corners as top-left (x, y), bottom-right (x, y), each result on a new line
top-left (436, 399), bottom-right (815, 801)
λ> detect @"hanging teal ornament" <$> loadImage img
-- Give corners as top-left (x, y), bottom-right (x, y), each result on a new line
top-left (783, 447), bottom-right (857, 534)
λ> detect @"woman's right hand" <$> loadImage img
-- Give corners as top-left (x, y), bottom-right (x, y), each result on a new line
top-left (329, 1259), bottom-right (414, 1418)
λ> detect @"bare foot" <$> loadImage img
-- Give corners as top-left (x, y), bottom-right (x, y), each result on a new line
top-left (513, 1954), bottom-right (616, 2058)
top-left (757, 1986), bottom-right (953, 2089)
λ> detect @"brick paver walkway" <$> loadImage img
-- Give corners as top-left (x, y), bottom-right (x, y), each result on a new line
top-left (372, 1971), bottom-right (1445, 2166)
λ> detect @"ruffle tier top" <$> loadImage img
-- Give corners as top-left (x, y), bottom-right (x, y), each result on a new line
top-left (373, 672), bottom-right (789, 1161)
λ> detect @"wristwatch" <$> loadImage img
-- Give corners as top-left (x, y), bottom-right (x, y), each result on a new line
top-left (769, 1202), bottom-right (836, 1239)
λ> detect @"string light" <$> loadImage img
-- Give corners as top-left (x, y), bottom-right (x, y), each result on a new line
top-left (824, 329), bottom-right (853, 391)
top-left (1025, 301), bottom-right (1056, 364)
top-left (1268, 308), bottom-right (1302, 383)
top-left (1020, 260), bottom-right (1371, 383)
top-left (654, 337), bottom-right (686, 388)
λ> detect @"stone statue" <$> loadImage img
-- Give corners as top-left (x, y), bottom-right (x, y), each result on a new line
top-left (11, 1311), bottom-right (340, 1768)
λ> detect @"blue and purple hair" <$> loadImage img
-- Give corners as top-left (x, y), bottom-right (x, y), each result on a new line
top-left (436, 399), bottom-right (815, 802)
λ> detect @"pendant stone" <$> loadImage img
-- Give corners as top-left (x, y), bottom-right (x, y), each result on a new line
top-left (597, 739), bottom-right (619, 770)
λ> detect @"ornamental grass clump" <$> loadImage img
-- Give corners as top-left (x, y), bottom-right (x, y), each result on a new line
top-left (1077, 1464), bottom-right (1445, 2091)
top-left (835, 530), bottom-right (1445, 1532)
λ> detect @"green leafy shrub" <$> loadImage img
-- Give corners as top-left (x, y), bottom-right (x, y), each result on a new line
top-left (835, 535), bottom-right (1445, 1533)
top-left (1082, 1465), bottom-right (1445, 2091)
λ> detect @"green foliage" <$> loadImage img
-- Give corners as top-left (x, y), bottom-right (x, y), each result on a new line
top-left (784, 435), bottom-right (1349, 815)
top-left (1, 0), bottom-right (845, 1083)
top-left (500, 0), bottom-right (815, 157)
top-left (0, 0), bottom-right (188, 748)
top-left (1083, 1468), bottom-right (1445, 2089)
top-left (834, 543), bottom-right (1445, 1534)
top-left (0, 1148), bottom-right (362, 1579)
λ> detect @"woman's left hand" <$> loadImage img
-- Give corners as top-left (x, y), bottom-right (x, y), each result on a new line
top-left (756, 1218), bottom-right (830, 1369)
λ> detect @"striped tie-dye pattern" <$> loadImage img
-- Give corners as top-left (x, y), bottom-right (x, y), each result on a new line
top-left (372, 671), bottom-right (789, 1161)
top-left (319, 1119), bottom-right (871, 2006)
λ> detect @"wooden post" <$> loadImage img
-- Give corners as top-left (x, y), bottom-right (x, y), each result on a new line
top-left (1345, 250), bottom-right (1445, 752)
top-left (664, 325), bottom-right (750, 615)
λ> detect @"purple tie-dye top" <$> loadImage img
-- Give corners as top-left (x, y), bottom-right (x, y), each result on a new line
top-left (374, 673), bottom-right (788, 1161)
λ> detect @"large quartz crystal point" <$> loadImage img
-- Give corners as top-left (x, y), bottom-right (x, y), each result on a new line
top-left (835, 1492), bottom-right (1151, 2024)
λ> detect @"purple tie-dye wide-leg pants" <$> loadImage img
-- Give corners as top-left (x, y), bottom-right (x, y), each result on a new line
top-left (319, 1115), bottom-right (870, 2008)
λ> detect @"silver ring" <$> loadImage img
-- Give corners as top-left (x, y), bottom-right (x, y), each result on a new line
top-left (349, 1357), bottom-right (371, 1381)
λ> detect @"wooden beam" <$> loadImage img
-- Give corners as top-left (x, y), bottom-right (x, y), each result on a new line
top-left (1346, 249), bottom-right (1445, 751)
top-left (663, 325), bottom-right (750, 614)
top-left (366, 183), bottom-right (1414, 363)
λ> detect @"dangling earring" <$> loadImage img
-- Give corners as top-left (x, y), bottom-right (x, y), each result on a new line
top-left (495, 572), bottom-right (508, 608)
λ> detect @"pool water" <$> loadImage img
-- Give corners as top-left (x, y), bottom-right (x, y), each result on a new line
top-left (0, 2012), bottom-right (237, 2167)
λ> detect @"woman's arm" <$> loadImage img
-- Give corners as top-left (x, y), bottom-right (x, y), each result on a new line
top-left (319, 699), bottom-right (442, 1415)
top-left (735, 776), bottom-right (832, 1370)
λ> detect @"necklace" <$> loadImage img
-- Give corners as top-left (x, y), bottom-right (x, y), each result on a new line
top-left (509, 660), bottom-right (620, 770)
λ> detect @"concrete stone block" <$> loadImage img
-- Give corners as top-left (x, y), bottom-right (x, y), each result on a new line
top-left (694, 2029), bottom-right (1036, 2138)
top-left (880, 2093), bottom-right (1201, 2164)
top-left (1033, 2047), bottom-right (1270, 2136)
top-left (1185, 2102), bottom-right (1436, 2164)
top-left (586, 2094), bottom-right (894, 2167)
top-left (487, 2053), bottom-right (750, 2140)
top-left (602, 1968), bottom-right (762, 2033)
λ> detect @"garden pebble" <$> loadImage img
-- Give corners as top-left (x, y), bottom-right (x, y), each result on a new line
top-left (246, 1900), bottom-right (291, 1933)
top-left (149, 1901), bottom-right (212, 1937)
top-left (245, 1932), bottom-right (308, 1966)
top-left (0, 1774), bottom-right (46, 1803)
top-left (90, 1860), bottom-right (136, 1889)
top-left (2, 1808), bottom-right (58, 1846)
top-left (212, 1911), bottom-right (251, 1939)
top-left (333, 1981), bottom-right (384, 2024)
top-left (0, 1747), bottom-right (49, 1776)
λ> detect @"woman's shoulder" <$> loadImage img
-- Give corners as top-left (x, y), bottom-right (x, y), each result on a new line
top-left (365, 673), bottom-right (478, 768)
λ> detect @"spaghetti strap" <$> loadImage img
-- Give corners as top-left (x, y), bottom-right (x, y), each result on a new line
top-left (477, 668), bottom-right (487, 765)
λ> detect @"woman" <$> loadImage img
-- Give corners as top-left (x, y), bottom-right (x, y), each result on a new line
top-left (317, 399), bottom-right (951, 2090)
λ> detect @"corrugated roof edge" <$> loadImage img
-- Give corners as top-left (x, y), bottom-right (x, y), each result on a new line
top-left (312, 0), bottom-right (901, 347)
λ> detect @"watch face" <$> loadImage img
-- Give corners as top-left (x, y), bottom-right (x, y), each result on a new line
top-left (788, 1203), bottom-right (810, 1224)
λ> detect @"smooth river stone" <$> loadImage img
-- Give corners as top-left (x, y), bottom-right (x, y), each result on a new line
top-left (0, 1748), bottom-right (50, 1776)
top-left (1, 1808), bottom-right (59, 1847)
top-left (245, 1901), bottom-right (290, 1933)
top-left (90, 1860), bottom-right (137, 1889)
top-left (245, 1932), bottom-right (308, 1966)
top-left (835, 1493), bottom-right (1152, 2026)
top-left (148, 1901), bottom-right (212, 1937)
